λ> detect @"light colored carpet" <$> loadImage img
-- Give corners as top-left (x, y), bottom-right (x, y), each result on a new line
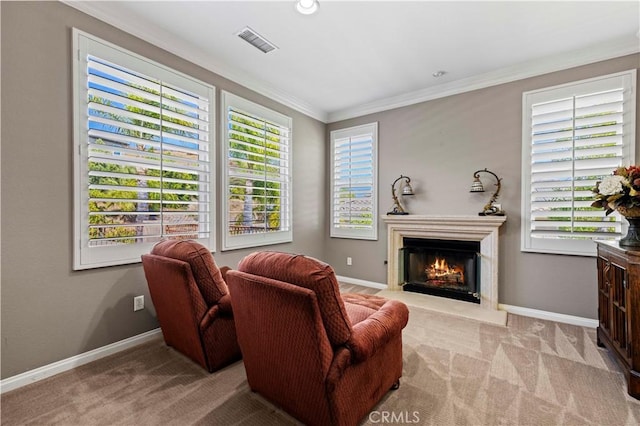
top-left (2, 286), bottom-right (640, 425)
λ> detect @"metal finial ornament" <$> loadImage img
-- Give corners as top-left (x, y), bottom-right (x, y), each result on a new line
top-left (470, 168), bottom-right (505, 216)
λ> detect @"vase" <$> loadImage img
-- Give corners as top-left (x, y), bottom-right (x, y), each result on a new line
top-left (617, 206), bottom-right (640, 248)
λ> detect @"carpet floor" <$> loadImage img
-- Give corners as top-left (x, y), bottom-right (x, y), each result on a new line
top-left (2, 286), bottom-right (640, 425)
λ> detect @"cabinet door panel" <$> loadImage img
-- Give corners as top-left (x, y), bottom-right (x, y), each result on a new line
top-left (610, 262), bottom-right (630, 363)
top-left (597, 256), bottom-right (611, 334)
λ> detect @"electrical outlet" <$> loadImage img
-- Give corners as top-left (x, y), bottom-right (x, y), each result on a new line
top-left (134, 295), bottom-right (144, 312)
top-left (346, 257), bottom-right (352, 266)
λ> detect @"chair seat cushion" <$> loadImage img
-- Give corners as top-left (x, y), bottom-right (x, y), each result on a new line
top-left (342, 293), bottom-right (388, 325)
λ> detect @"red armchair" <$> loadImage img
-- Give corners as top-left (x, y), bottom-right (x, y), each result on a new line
top-left (141, 240), bottom-right (241, 372)
top-left (226, 251), bottom-right (409, 426)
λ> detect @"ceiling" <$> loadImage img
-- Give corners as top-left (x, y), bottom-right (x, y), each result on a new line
top-left (65, 1), bottom-right (640, 122)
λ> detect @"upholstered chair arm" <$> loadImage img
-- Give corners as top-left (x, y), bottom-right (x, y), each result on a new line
top-left (199, 293), bottom-right (233, 331)
top-left (326, 300), bottom-right (408, 389)
top-left (199, 266), bottom-right (232, 330)
top-left (220, 266), bottom-right (231, 281)
top-left (346, 300), bottom-right (409, 363)
top-left (216, 293), bottom-right (233, 315)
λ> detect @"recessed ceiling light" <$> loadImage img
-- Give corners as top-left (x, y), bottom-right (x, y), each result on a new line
top-left (432, 71), bottom-right (447, 78)
top-left (296, 0), bottom-right (319, 15)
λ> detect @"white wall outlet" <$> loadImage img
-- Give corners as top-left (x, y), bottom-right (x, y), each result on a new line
top-left (346, 257), bottom-right (352, 266)
top-left (133, 295), bottom-right (144, 312)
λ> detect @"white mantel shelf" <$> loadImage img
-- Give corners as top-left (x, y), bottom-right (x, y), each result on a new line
top-left (382, 214), bottom-right (507, 228)
top-left (382, 215), bottom-right (507, 325)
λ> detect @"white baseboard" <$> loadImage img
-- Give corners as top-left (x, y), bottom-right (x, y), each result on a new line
top-left (336, 275), bottom-right (387, 290)
top-left (0, 328), bottom-right (162, 394)
top-left (499, 304), bottom-right (598, 328)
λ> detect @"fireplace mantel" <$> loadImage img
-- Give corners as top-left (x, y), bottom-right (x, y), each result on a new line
top-left (382, 215), bottom-right (506, 320)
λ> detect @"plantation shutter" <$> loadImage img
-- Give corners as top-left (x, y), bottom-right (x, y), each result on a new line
top-left (522, 70), bottom-right (636, 256)
top-left (87, 55), bottom-right (211, 245)
top-left (74, 30), bottom-right (215, 269)
top-left (222, 92), bottom-right (292, 250)
top-left (330, 123), bottom-right (378, 240)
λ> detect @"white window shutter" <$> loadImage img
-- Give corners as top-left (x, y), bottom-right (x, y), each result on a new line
top-left (222, 92), bottom-right (292, 250)
top-left (522, 70), bottom-right (636, 256)
top-left (330, 123), bottom-right (378, 240)
top-left (74, 30), bottom-right (215, 269)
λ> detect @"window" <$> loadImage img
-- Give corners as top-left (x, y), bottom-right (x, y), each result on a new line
top-left (522, 70), bottom-right (636, 256)
top-left (221, 92), bottom-right (292, 250)
top-left (330, 123), bottom-right (378, 240)
top-left (73, 30), bottom-right (215, 270)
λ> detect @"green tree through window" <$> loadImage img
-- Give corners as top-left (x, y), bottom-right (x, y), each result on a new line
top-left (222, 92), bottom-right (292, 250)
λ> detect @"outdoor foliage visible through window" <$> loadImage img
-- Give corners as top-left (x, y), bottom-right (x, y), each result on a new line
top-left (74, 30), bottom-right (214, 269)
top-left (222, 92), bottom-right (291, 250)
top-left (86, 56), bottom-right (211, 247)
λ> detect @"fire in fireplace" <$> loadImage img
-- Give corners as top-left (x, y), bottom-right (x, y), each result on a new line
top-left (427, 257), bottom-right (464, 284)
top-left (401, 238), bottom-right (480, 303)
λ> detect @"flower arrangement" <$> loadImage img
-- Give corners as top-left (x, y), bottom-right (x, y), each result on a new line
top-left (592, 166), bottom-right (640, 216)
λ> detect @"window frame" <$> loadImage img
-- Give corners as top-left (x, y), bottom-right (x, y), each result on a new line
top-left (73, 29), bottom-right (216, 270)
top-left (330, 122), bottom-right (379, 240)
top-left (521, 69), bottom-right (636, 257)
top-left (221, 91), bottom-right (293, 251)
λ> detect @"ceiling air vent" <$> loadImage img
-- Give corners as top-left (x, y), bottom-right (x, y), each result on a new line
top-left (236, 27), bottom-right (278, 54)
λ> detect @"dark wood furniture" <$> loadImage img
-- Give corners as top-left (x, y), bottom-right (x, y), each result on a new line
top-left (596, 241), bottom-right (640, 399)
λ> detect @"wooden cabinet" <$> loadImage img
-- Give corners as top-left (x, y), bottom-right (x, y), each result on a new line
top-left (596, 241), bottom-right (640, 399)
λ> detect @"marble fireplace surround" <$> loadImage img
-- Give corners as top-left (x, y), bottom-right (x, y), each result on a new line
top-left (381, 215), bottom-right (507, 325)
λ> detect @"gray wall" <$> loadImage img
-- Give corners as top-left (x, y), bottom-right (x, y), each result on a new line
top-left (0, 2), bottom-right (326, 378)
top-left (2, 1), bottom-right (639, 381)
top-left (326, 54), bottom-right (640, 320)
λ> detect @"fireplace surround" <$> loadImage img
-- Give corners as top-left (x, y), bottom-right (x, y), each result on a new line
top-left (382, 215), bottom-right (507, 325)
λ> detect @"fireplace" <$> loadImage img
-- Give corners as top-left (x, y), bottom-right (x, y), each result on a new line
top-left (381, 215), bottom-right (507, 325)
top-left (401, 238), bottom-right (480, 303)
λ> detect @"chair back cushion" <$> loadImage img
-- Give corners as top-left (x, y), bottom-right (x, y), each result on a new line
top-left (151, 240), bottom-right (227, 306)
top-left (237, 251), bottom-right (352, 347)
top-left (226, 270), bottom-right (334, 425)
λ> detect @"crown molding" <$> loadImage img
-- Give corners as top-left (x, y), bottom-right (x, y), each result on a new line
top-left (327, 36), bottom-right (639, 123)
top-left (61, 0), bottom-right (329, 123)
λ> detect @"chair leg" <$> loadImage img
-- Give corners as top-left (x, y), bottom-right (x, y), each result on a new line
top-left (391, 380), bottom-right (400, 390)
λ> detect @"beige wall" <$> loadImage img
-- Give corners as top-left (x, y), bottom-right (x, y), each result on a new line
top-left (0, 2), bottom-right (326, 378)
top-left (326, 54), bottom-right (640, 319)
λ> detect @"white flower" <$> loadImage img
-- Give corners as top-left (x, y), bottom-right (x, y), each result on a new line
top-left (599, 175), bottom-right (628, 196)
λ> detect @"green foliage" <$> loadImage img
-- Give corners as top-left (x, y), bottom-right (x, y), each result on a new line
top-left (226, 112), bottom-right (286, 234)
top-left (89, 225), bottom-right (136, 243)
top-left (548, 206), bottom-right (600, 212)
top-left (89, 162), bottom-right (200, 232)
top-left (87, 73), bottom-right (211, 245)
top-left (558, 226), bottom-right (616, 233)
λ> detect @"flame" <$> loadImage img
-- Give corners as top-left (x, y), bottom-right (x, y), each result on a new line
top-left (427, 257), bottom-right (464, 282)
top-left (433, 258), bottom-right (449, 272)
